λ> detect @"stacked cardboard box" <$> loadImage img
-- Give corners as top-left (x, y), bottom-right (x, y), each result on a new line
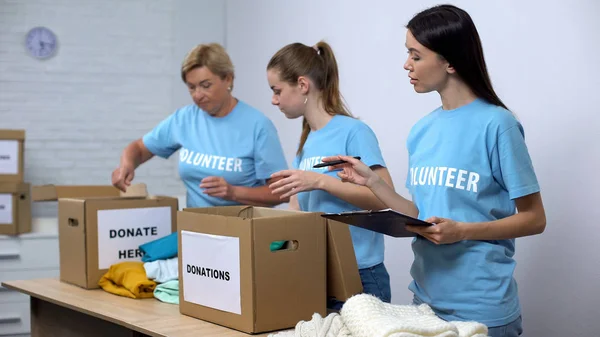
top-left (0, 128), bottom-right (180, 287)
top-left (0, 129), bottom-right (31, 235)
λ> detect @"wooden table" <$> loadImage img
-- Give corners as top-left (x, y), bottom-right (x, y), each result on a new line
top-left (1, 278), bottom-right (277, 337)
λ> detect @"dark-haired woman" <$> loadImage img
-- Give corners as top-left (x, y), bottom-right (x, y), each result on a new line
top-left (321, 5), bottom-right (546, 336)
top-left (266, 41), bottom-right (395, 309)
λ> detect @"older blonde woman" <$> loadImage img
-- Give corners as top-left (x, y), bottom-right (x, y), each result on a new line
top-left (112, 43), bottom-right (288, 208)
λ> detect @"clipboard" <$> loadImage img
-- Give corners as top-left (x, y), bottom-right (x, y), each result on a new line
top-left (321, 208), bottom-right (432, 238)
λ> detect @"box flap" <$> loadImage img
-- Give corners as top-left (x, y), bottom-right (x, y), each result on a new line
top-left (182, 205), bottom-right (250, 217)
top-left (326, 219), bottom-right (363, 302)
top-left (0, 129), bottom-right (25, 140)
top-left (182, 206), bottom-right (308, 219)
top-left (121, 183), bottom-right (147, 197)
top-left (250, 207), bottom-right (306, 218)
top-left (31, 183), bottom-right (147, 201)
top-left (58, 199), bottom-right (89, 288)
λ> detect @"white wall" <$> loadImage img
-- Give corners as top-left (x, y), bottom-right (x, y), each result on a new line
top-left (2, 0), bottom-right (599, 335)
top-left (0, 0), bottom-right (225, 215)
top-left (226, 0), bottom-right (600, 336)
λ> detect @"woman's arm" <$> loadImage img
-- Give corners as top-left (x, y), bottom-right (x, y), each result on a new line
top-left (407, 192), bottom-right (546, 244)
top-left (322, 155), bottom-right (418, 217)
top-left (462, 192), bottom-right (546, 240)
top-left (200, 176), bottom-right (288, 207)
top-left (269, 166), bottom-right (396, 211)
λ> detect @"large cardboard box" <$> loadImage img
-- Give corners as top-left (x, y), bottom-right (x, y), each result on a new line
top-left (0, 182), bottom-right (31, 235)
top-left (58, 194), bottom-right (178, 289)
top-left (178, 206), bottom-right (327, 334)
top-left (32, 183), bottom-right (147, 201)
top-left (0, 130), bottom-right (25, 182)
top-left (325, 219), bottom-right (363, 302)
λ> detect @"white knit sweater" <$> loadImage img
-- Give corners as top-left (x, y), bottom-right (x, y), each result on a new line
top-left (341, 294), bottom-right (488, 337)
top-left (269, 294), bottom-right (488, 337)
top-left (270, 313), bottom-right (350, 337)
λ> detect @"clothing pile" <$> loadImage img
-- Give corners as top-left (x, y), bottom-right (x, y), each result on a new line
top-left (99, 233), bottom-right (180, 303)
top-left (269, 294), bottom-right (488, 337)
top-left (98, 231), bottom-right (287, 303)
top-left (97, 261), bottom-right (156, 299)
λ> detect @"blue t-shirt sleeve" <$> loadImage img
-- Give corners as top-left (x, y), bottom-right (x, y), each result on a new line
top-left (491, 123), bottom-right (540, 199)
top-left (254, 119), bottom-right (289, 180)
top-left (142, 111), bottom-right (182, 159)
top-left (346, 122), bottom-right (386, 168)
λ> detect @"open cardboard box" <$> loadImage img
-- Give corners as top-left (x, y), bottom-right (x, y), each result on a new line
top-left (177, 205), bottom-right (363, 333)
top-left (178, 206), bottom-right (327, 334)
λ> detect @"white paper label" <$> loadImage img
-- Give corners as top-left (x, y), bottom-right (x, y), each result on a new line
top-left (97, 206), bottom-right (172, 269)
top-left (0, 194), bottom-right (13, 225)
top-left (181, 230), bottom-right (241, 315)
top-left (0, 140), bottom-right (19, 175)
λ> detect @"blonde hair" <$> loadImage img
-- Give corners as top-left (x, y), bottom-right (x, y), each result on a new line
top-left (181, 43), bottom-right (235, 89)
top-left (267, 41), bottom-right (352, 155)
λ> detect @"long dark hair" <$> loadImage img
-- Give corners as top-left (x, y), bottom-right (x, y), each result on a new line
top-left (267, 41), bottom-right (352, 154)
top-left (407, 4), bottom-right (508, 110)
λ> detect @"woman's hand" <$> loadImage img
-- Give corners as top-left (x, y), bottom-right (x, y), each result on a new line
top-left (111, 163), bottom-right (135, 192)
top-left (406, 216), bottom-right (466, 245)
top-left (321, 155), bottom-right (381, 187)
top-left (200, 176), bottom-right (236, 200)
top-left (269, 170), bottom-right (324, 199)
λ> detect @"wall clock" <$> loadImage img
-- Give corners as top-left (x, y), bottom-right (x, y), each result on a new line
top-left (25, 26), bottom-right (58, 59)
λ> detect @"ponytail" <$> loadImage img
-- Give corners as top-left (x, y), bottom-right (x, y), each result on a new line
top-left (268, 41), bottom-right (351, 154)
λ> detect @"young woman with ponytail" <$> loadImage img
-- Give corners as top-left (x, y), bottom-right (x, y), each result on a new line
top-left (266, 41), bottom-right (394, 309)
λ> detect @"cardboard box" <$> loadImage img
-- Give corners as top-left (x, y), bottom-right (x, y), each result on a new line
top-left (326, 219), bottom-right (363, 302)
top-left (0, 182), bottom-right (31, 235)
top-left (0, 130), bottom-right (25, 182)
top-left (32, 183), bottom-right (147, 201)
top-left (58, 194), bottom-right (178, 289)
top-left (178, 206), bottom-right (327, 334)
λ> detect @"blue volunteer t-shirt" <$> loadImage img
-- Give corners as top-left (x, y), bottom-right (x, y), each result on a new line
top-left (405, 98), bottom-right (540, 326)
top-left (294, 115), bottom-right (386, 269)
top-left (143, 100), bottom-right (288, 207)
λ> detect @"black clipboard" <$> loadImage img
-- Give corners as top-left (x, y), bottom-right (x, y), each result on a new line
top-left (321, 208), bottom-right (432, 238)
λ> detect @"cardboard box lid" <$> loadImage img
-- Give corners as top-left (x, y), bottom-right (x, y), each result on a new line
top-left (31, 183), bottom-right (147, 201)
top-left (0, 129), bottom-right (25, 140)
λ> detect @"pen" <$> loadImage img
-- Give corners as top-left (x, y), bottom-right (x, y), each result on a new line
top-left (313, 156), bottom-right (361, 168)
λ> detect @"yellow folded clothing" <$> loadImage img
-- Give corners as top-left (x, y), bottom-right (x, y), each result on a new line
top-left (98, 261), bottom-right (156, 299)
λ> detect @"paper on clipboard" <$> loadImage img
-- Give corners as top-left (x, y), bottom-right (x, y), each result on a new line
top-left (321, 208), bottom-right (432, 238)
